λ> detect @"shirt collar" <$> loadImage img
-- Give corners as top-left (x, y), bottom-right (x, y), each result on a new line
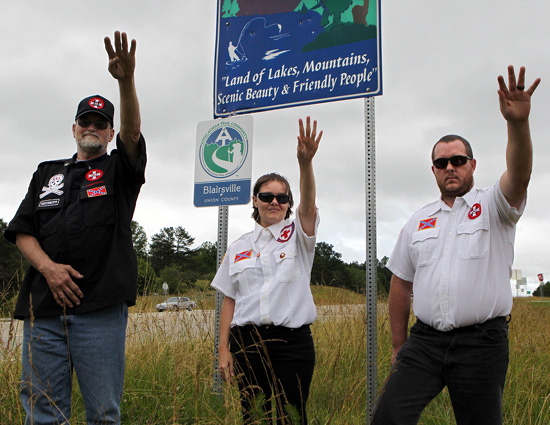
top-left (66, 152), bottom-right (109, 166)
top-left (428, 186), bottom-right (477, 215)
top-left (253, 219), bottom-right (287, 242)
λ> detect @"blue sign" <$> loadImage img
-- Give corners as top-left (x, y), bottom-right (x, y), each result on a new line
top-left (214, 0), bottom-right (382, 117)
top-left (194, 116), bottom-right (253, 207)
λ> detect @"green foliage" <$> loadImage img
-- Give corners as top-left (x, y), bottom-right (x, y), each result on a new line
top-left (0, 218), bottom-right (28, 303)
top-left (131, 220), bottom-right (148, 259)
top-left (376, 256), bottom-right (392, 295)
top-left (532, 281), bottom-right (550, 297)
top-left (136, 256), bottom-right (159, 296)
top-left (311, 242), bottom-right (390, 295)
top-left (312, 241), bottom-right (346, 286)
top-left (149, 226), bottom-right (195, 274)
top-left (158, 266), bottom-right (198, 294)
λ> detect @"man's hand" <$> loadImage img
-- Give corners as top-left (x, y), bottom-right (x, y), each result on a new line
top-left (104, 31), bottom-right (136, 82)
top-left (498, 65), bottom-right (540, 123)
top-left (41, 262), bottom-right (84, 308)
top-left (16, 233), bottom-right (84, 309)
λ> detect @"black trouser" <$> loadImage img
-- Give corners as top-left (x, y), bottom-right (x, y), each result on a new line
top-left (371, 316), bottom-right (509, 425)
top-left (230, 324), bottom-right (316, 425)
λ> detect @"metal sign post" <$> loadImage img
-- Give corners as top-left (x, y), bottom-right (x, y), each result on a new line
top-left (364, 97), bottom-right (377, 422)
top-left (193, 116), bottom-right (253, 397)
top-left (213, 205), bottom-right (229, 395)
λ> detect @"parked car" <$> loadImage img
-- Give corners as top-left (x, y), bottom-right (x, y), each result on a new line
top-left (155, 296), bottom-right (196, 312)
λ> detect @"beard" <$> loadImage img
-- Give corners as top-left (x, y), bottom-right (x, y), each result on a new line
top-left (438, 174), bottom-right (474, 199)
top-left (77, 134), bottom-right (105, 154)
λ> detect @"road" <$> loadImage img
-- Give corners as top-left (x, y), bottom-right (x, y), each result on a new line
top-left (0, 304), bottom-right (368, 355)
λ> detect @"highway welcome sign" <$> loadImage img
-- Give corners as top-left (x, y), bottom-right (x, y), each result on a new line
top-left (214, 0), bottom-right (382, 117)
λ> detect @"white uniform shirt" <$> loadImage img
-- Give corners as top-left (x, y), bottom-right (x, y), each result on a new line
top-left (387, 179), bottom-right (524, 331)
top-left (211, 210), bottom-right (319, 328)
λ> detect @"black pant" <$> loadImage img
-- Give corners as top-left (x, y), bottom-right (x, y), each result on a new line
top-left (230, 324), bottom-right (316, 424)
top-left (371, 317), bottom-right (509, 425)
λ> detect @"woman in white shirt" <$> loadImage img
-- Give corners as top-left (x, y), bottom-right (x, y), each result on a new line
top-left (212, 116), bottom-right (322, 424)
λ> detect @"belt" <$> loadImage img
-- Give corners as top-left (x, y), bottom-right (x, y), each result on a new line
top-left (417, 315), bottom-right (510, 333)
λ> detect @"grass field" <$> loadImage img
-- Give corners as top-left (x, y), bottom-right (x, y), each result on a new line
top-left (1, 288), bottom-right (549, 424)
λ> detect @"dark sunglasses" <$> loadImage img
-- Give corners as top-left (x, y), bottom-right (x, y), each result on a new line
top-left (257, 192), bottom-right (290, 204)
top-left (433, 155), bottom-right (472, 169)
top-left (77, 119), bottom-right (110, 130)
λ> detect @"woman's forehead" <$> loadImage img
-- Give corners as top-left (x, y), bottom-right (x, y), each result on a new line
top-left (259, 180), bottom-right (287, 193)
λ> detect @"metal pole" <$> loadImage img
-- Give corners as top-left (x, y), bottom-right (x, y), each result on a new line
top-left (364, 97), bottom-right (378, 422)
top-left (213, 205), bottom-right (229, 395)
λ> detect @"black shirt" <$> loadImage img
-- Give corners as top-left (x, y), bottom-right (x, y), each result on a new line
top-left (5, 134), bottom-right (146, 318)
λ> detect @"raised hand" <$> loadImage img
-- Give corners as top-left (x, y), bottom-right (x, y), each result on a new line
top-left (297, 116), bottom-right (323, 164)
top-left (497, 65), bottom-right (540, 123)
top-left (104, 31), bottom-right (136, 81)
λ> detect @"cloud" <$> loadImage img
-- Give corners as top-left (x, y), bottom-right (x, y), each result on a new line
top-left (1, 1), bottom-right (549, 283)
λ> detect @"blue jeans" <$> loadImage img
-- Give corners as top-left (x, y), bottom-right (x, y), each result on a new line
top-left (371, 317), bottom-right (509, 425)
top-left (21, 303), bottom-right (128, 425)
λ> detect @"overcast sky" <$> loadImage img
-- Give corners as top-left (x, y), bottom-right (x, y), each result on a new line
top-left (1, 1), bottom-right (548, 290)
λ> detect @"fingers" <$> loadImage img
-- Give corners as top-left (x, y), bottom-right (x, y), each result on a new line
top-left (508, 65), bottom-right (519, 91)
top-left (104, 31), bottom-right (136, 56)
top-left (104, 36), bottom-right (115, 58)
top-left (298, 118), bottom-right (305, 140)
top-left (527, 77), bottom-right (541, 96)
top-left (219, 357), bottom-right (234, 384)
top-left (298, 116), bottom-right (322, 142)
top-left (44, 264), bottom-right (84, 308)
top-left (499, 65), bottom-right (541, 96)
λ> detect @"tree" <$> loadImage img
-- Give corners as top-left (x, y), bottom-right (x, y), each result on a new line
top-left (159, 266), bottom-right (198, 294)
top-left (533, 281), bottom-right (550, 297)
top-left (149, 227), bottom-right (195, 274)
top-left (311, 242), bottom-right (346, 286)
top-left (189, 241), bottom-right (218, 280)
top-left (131, 220), bottom-right (148, 259)
top-left (376, 256), bottom-right (392, 296)
top-left (0, 218), bottom-right (28, 301)
top-left (324, 0), bottom-right (353, 26)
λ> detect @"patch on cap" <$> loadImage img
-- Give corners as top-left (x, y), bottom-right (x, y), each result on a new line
top-left (88, 97), bottom-right (105, 110)
top-left (75, 95), bottom-right (114, 126)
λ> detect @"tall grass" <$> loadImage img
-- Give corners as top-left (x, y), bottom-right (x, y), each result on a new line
top-left (1, 291), bottom-right (549, 424)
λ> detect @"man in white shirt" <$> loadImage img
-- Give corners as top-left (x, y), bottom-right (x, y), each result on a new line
top-left (371, 66), bottom-right (540, 425)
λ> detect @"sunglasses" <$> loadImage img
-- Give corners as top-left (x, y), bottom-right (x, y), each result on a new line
top-left (257, 192), bottom-right (290, 204)
top-left (77, 119), bottom-right (110, 130)
top-left (433, 155), bottom-right (472, 169)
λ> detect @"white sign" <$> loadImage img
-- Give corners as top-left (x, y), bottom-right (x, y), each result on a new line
top-left (194, 115), bottom-right (253, 207)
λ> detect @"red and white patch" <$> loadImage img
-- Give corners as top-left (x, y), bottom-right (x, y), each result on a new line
top-left (87, 185), bottom-right (107, 198)
top-left (277, 222), bottom-right (295, 242)
top-left (468, 203), bottom-right (482, 220)
top-left (234, 249), bottom-right (252, 263)
top-left (418, 217), bottom-right (437, 231)
top-left (89, 97), bottom-right (104, 110)
top-left (86, 169), bottom-right (103, 181)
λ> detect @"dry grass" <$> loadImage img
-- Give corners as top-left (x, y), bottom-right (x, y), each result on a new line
top-left (1, 292), bottom-right (549, 424)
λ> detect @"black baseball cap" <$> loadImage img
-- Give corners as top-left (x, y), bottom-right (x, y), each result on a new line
top-left (75, 95), bottom-right (114, 126)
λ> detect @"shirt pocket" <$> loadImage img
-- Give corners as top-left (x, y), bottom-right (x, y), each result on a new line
top-left (457, 218), bottom-right (489, 260)
top-left (79, 184), bottom-right (115, 227)
top-left (36, 198), bottom-right (65, 253)
top-left (411, 228), bottom-right (440, 267)
top-left (36, 198), bottom-right (65, 237)
top-left (229, 257), bottom-right (256, 296)
top-left (274, 246), bottom-right (301, 283)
